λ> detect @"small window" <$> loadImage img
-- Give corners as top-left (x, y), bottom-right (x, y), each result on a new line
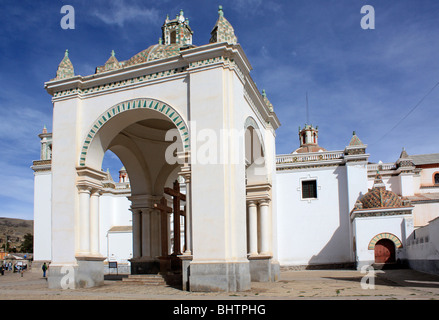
top-left (170, 31), bottom-right (177, 44)
top-left (302, 180), bottom-right (317, 199)
top-left (435, 173), bottom-right (439, 185)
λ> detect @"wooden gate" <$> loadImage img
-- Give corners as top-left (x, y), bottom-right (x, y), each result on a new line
top-left (374, 239), bottom-right (395, 264)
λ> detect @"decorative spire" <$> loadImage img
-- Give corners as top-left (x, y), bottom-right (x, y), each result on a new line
top-left (348, 131), bottom-right (365, 147)
top-left (262, 89), bottom-right (274, 112)
top-left (218, 5), bottom-right (224, 17)
top-left (372, 170), bottom-right (386, 189)
top-left (399, 147), bottom-right (409, 159)
top-left (209, 5), bottom-right (237, 45)
top-left (54, 49), bottom-right (75, 80)
top-left (396, 147), bottom-right (414, 169)
top-left (42, 125), bottom-right (47, 134)
top-left (178, 9), bottom-right (185, 23)
top-left (95, 50), bottom-right (121, 74)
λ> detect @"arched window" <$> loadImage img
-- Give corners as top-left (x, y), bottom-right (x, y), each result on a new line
top-left (434, 173), bottom-right (439, 185)
top-left (170, 30), bottom-right (177, 44)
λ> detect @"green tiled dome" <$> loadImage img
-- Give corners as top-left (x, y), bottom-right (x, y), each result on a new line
top-left (124, 44), bottom-right (183, 66)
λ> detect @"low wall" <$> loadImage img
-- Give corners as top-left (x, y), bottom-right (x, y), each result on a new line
top-left (406, 216), bottom-right (439, 275)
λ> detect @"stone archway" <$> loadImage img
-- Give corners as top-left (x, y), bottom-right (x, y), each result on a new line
top-left (77, 98), bottom-right (190, 276)
top-left (368, 233), bottom-right (401, 265)
top-left (79, 98), bottom-right (190, 169)
top-left (368, 233), bottom-right (402, 250)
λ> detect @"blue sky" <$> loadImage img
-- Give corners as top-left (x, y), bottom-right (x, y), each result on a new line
top-left (0, 0), bottom-right (438, 220)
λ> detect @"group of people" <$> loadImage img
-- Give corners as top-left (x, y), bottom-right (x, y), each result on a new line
top-left (0, 261), bottom-right (27, 275)
top-left (0, 261), bottom-right (49, 278)
top-left (0, 262), bottom-right (13, 275)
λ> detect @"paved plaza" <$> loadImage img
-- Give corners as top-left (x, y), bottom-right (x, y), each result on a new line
top-left (0, 268), bottom-right (438, 300)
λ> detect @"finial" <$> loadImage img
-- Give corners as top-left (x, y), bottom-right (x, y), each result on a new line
top-left (262, 89), bottom-right (266, 97)
top-left (159, 37), bottom-right (162, 45)
top-left (42, 125), bottom-right (47, 134)
top-left (177, 9), bottom-right (185, 23)
top-left (111, 50), bottom-right (115, 57)
top-left (218, 5), bottom-right (224, 16)
top-left (65, 49), bottom-right (69, 57)
top-left (353, 130), bottom-right (356, 136)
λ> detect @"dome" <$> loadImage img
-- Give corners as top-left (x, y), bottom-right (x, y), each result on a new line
top-left (124, 44), bottom-right (184, 67)
top-left (360, 187), bottom-right (403, 209)
top-left (293, 145), bottom-right (327, 154)
top-left (359, 172), bottom-right (406, 209)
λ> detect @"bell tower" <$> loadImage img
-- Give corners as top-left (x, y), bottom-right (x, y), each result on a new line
top-left (298, 124), bottom-right (319, 147)
top-left (161, 10), bottom-right (193, 46)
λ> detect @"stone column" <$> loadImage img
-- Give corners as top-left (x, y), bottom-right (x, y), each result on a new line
top-left (247, 200), bottom-right (258, 256)
top-left (258, 199), bottom-right (270, 255)
top-left (141, 208), bottom-right (151, 258)
top-left (131, 209), bottom-right (142, 259)
top-left (150, 209), bottom-right (161, 258)
top-left (89, 190), bottom-right (100, 255)
top-left (78, 186), bottom-right (91, 255)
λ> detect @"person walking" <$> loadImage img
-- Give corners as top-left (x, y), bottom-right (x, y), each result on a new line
top-left (42, 262), bottom-right (48, 278)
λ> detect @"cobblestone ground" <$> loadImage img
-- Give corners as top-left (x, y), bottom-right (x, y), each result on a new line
top-left (0, 268), bottom-right (438, 300)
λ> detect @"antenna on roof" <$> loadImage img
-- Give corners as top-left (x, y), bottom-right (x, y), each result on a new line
top-left (306, 91), bottom-right (309, 125)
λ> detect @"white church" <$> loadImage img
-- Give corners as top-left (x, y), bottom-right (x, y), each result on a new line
top-left (32, 7), bottom-right (439, 292)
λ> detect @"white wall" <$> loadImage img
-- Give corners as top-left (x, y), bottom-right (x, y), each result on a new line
top-left (99, 194), bottom-right (132, 259)
top-left (406, 216), bottom-right (439, 275)
top-left (412, 202), bottom-right (439, 227)
top-left (107, 231), bottom-right (133, 262)
top-left (33, 171), bottom-right (52, 261)
top-left (373, 175), bottom-right (401, 195)
top-left (354, 214), bottom-right (413, 268)
top-left (276, 166), bottom-right (351, 266)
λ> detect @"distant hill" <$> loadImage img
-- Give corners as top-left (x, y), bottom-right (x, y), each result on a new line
top-left (0, 218), bottom-right (33, 252)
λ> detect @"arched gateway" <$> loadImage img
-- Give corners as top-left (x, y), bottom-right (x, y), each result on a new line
top-left (43, 7), bottom-right (280, 292)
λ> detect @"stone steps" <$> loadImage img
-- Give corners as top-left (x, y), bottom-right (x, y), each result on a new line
top-left (122, 274), bottom-right (166, 286)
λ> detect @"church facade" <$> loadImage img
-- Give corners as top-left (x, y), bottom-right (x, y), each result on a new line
top-left (32, 7), bottom-right (439, 291)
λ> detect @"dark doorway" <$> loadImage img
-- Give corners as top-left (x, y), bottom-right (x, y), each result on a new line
top-left (374, 239), bottom-right (395, 264)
